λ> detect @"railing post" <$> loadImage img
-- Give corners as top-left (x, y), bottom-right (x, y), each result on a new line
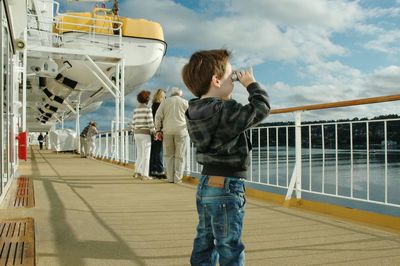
top-left (284, 111), bottom-right (302, 206)
top-left (185, 136), bottom-right (191, 176)
top-left (125, 131), bottom-right (129, 164)
top-left (75, 92), bottom-right (81, 153)
top-left (98, 134), bottom-right (101, 158)
top-left (294, 111), bottom-right (302, 200)
top-left (103, 133), bottom-right (108, 159)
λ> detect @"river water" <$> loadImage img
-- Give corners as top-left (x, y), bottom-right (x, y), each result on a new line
top-left (249, 147), bottom-right (400, 205)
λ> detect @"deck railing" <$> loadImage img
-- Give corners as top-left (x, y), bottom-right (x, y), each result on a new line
top-left (27, 1), bottom-right (123, 49)
top-left (94, 94), bottom-right (400, 213)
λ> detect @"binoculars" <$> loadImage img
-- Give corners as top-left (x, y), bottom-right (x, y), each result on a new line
top-left (231, 71), bottom-right (239, 82)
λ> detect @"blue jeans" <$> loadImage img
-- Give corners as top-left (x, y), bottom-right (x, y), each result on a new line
top-left (150, 139), bottom-right (163, 174)
top-left (190, 175), bottom-right (246, 266)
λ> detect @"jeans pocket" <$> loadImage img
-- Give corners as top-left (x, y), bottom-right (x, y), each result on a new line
top-left (211, 203), bottom-right (228, 238)
top-left (229, 180), bottom-right (245, 194)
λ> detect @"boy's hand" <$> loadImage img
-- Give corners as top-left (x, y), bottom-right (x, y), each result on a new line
top-left (238, 67), bottom-right (256, 88)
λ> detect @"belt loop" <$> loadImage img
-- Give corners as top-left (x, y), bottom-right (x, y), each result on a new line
top-left (200, 175), bottom-right (208, 189)
top-left (224, 176), bottom-right (230, 192)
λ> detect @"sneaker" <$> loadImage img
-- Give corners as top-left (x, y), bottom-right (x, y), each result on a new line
top-left (141, 176), bottom-right (153, 180)
top-left (133, 173), bottom-right (142, 179)
top-left (150, 172), bottom-right (159, 179)
top-left (154, 171), bottom-right (165, 176)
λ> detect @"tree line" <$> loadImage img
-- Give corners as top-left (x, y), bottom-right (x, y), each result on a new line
top-left (251, 114), bottom-right (400, 149)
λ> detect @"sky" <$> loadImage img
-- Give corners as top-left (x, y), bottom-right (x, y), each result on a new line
top-left (59, 0), bottom-right (400, 130)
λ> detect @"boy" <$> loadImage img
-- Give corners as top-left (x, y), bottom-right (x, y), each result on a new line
top-left (183, 49), bottom-right (271, 266)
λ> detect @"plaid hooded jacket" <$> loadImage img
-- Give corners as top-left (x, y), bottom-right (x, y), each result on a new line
top-left (185, 82), bottom-right (270, 179)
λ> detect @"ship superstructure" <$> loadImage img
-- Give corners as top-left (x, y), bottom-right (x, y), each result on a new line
top-left (25, 0), bottom-right (166, 132)
top-left (0, 0), bottom-right (166, 203)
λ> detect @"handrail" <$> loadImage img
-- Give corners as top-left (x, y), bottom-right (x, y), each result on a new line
top-left (271, 94), bottom-right (400, 114)
top-left (3, 0), bottom-right (16, 53)
top-left (27, 10), bottom-right (123, 48)
top-left (29, 15), bottom-right (122, 34)
top-left (55, 13), bottom-right (123, 30)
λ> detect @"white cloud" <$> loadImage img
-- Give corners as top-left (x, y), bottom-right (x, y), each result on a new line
top-left (355, 6), bottom-right (400, 54)
top-left (364, 6), bottom-right (400, 18)
top-left (122, 56), bottom-right (190, 111)
top-left (265, 63), bottom-right (400, 122)
top-left (353, 23), bottom-right (384, 35)
top-left (65, 0), bottom-right (400, 128)
top-left (119, 0), bottom-right (363, 65)
top-left (364, 30), bottom-right (400, 54)
top-left (57, 0), bottom-right (96, 12)
top-left (226, 0), bottom-right (364, 31)
top-left (364, 65), bottom-right (400, 95)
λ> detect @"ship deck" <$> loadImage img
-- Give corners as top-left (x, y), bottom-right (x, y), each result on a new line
top-left (1, 147), bottom-right (400, 265)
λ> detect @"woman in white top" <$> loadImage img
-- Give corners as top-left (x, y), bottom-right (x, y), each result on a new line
top-left (86, 121), bottom-right (98, 158)
top-left (130, 90), bottom-right (155, 179)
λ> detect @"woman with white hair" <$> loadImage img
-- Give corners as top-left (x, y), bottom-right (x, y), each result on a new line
top-left (154, 87), bottom-right (189, 183)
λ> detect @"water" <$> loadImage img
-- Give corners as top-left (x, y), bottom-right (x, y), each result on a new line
top-left (250, 147), bottom-right (400, 205)
top-left (121, 138), bottom-right (400, 206)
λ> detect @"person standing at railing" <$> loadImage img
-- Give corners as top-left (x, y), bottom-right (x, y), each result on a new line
top-left (44, 132), bottom-right (49, 150)
top-left (182, 49), bottom-right (271, 266)
top-left (154, 87), bottom-right (189, 184)
top-left (38, 133), bottom-right (44, 150)
top-left (86, 121), bottom-right (98, 159)
top-left (150, 89), bottom-right (166, 178)
top-left (80, 122), bottom-right (91, 158)
top-left (130, 90), bottom-right (155, 180)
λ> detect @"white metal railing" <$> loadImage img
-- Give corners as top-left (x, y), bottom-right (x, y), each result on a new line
top-left (27, 1), bottom-right (123, 49)
top-left (54, 12), bottom-right (123, 48)
top-left (187, 117), bottom-right (400, 209)
top-left (89, 95), bottom-right (400, 212)
top-left (94, 130), bottom-right (133, 163)
top-left (92, 117), bottom-right (400, 210)
top-left (96, 117), bottom-right (400, 210)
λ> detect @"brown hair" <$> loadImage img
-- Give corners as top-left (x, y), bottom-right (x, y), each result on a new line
top-left (137, 90), bottom-right (151, 104)
top-left (152, 89), bottom-right (166, 103)
top-left (182, 49), bottom-right (231, 97)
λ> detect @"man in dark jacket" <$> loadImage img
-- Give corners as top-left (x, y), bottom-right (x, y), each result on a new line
top-left (38, 133), bottom-right (44, 150)
top-left (183, 49), bottom-right (270, 266)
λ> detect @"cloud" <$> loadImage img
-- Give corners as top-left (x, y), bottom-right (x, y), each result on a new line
top-left (56, 0), bottom-right (99, 12)
top-left (119, 0), bottom-right (363, 65)
top-left (125, 55), bottom-right (190, 99)
top-left (352, 6), bottom-right (400, 54)
top-left (226, 0), bottom-right (364, 30)
top-left (60, 0), bottom-right (400, 130)
top-left (364, 30), bottom-right (400, 54)
top-left (266, 63), bottom-right (400, 122)
top-left (364, 65), bottom-right (400, 95)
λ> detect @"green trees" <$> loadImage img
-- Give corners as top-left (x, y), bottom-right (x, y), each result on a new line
top-left (253, 114), bottom-right (400, 149)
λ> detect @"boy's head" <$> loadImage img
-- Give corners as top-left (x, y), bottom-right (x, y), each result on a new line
top-left (182, 49), bottom-right (233, 98)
